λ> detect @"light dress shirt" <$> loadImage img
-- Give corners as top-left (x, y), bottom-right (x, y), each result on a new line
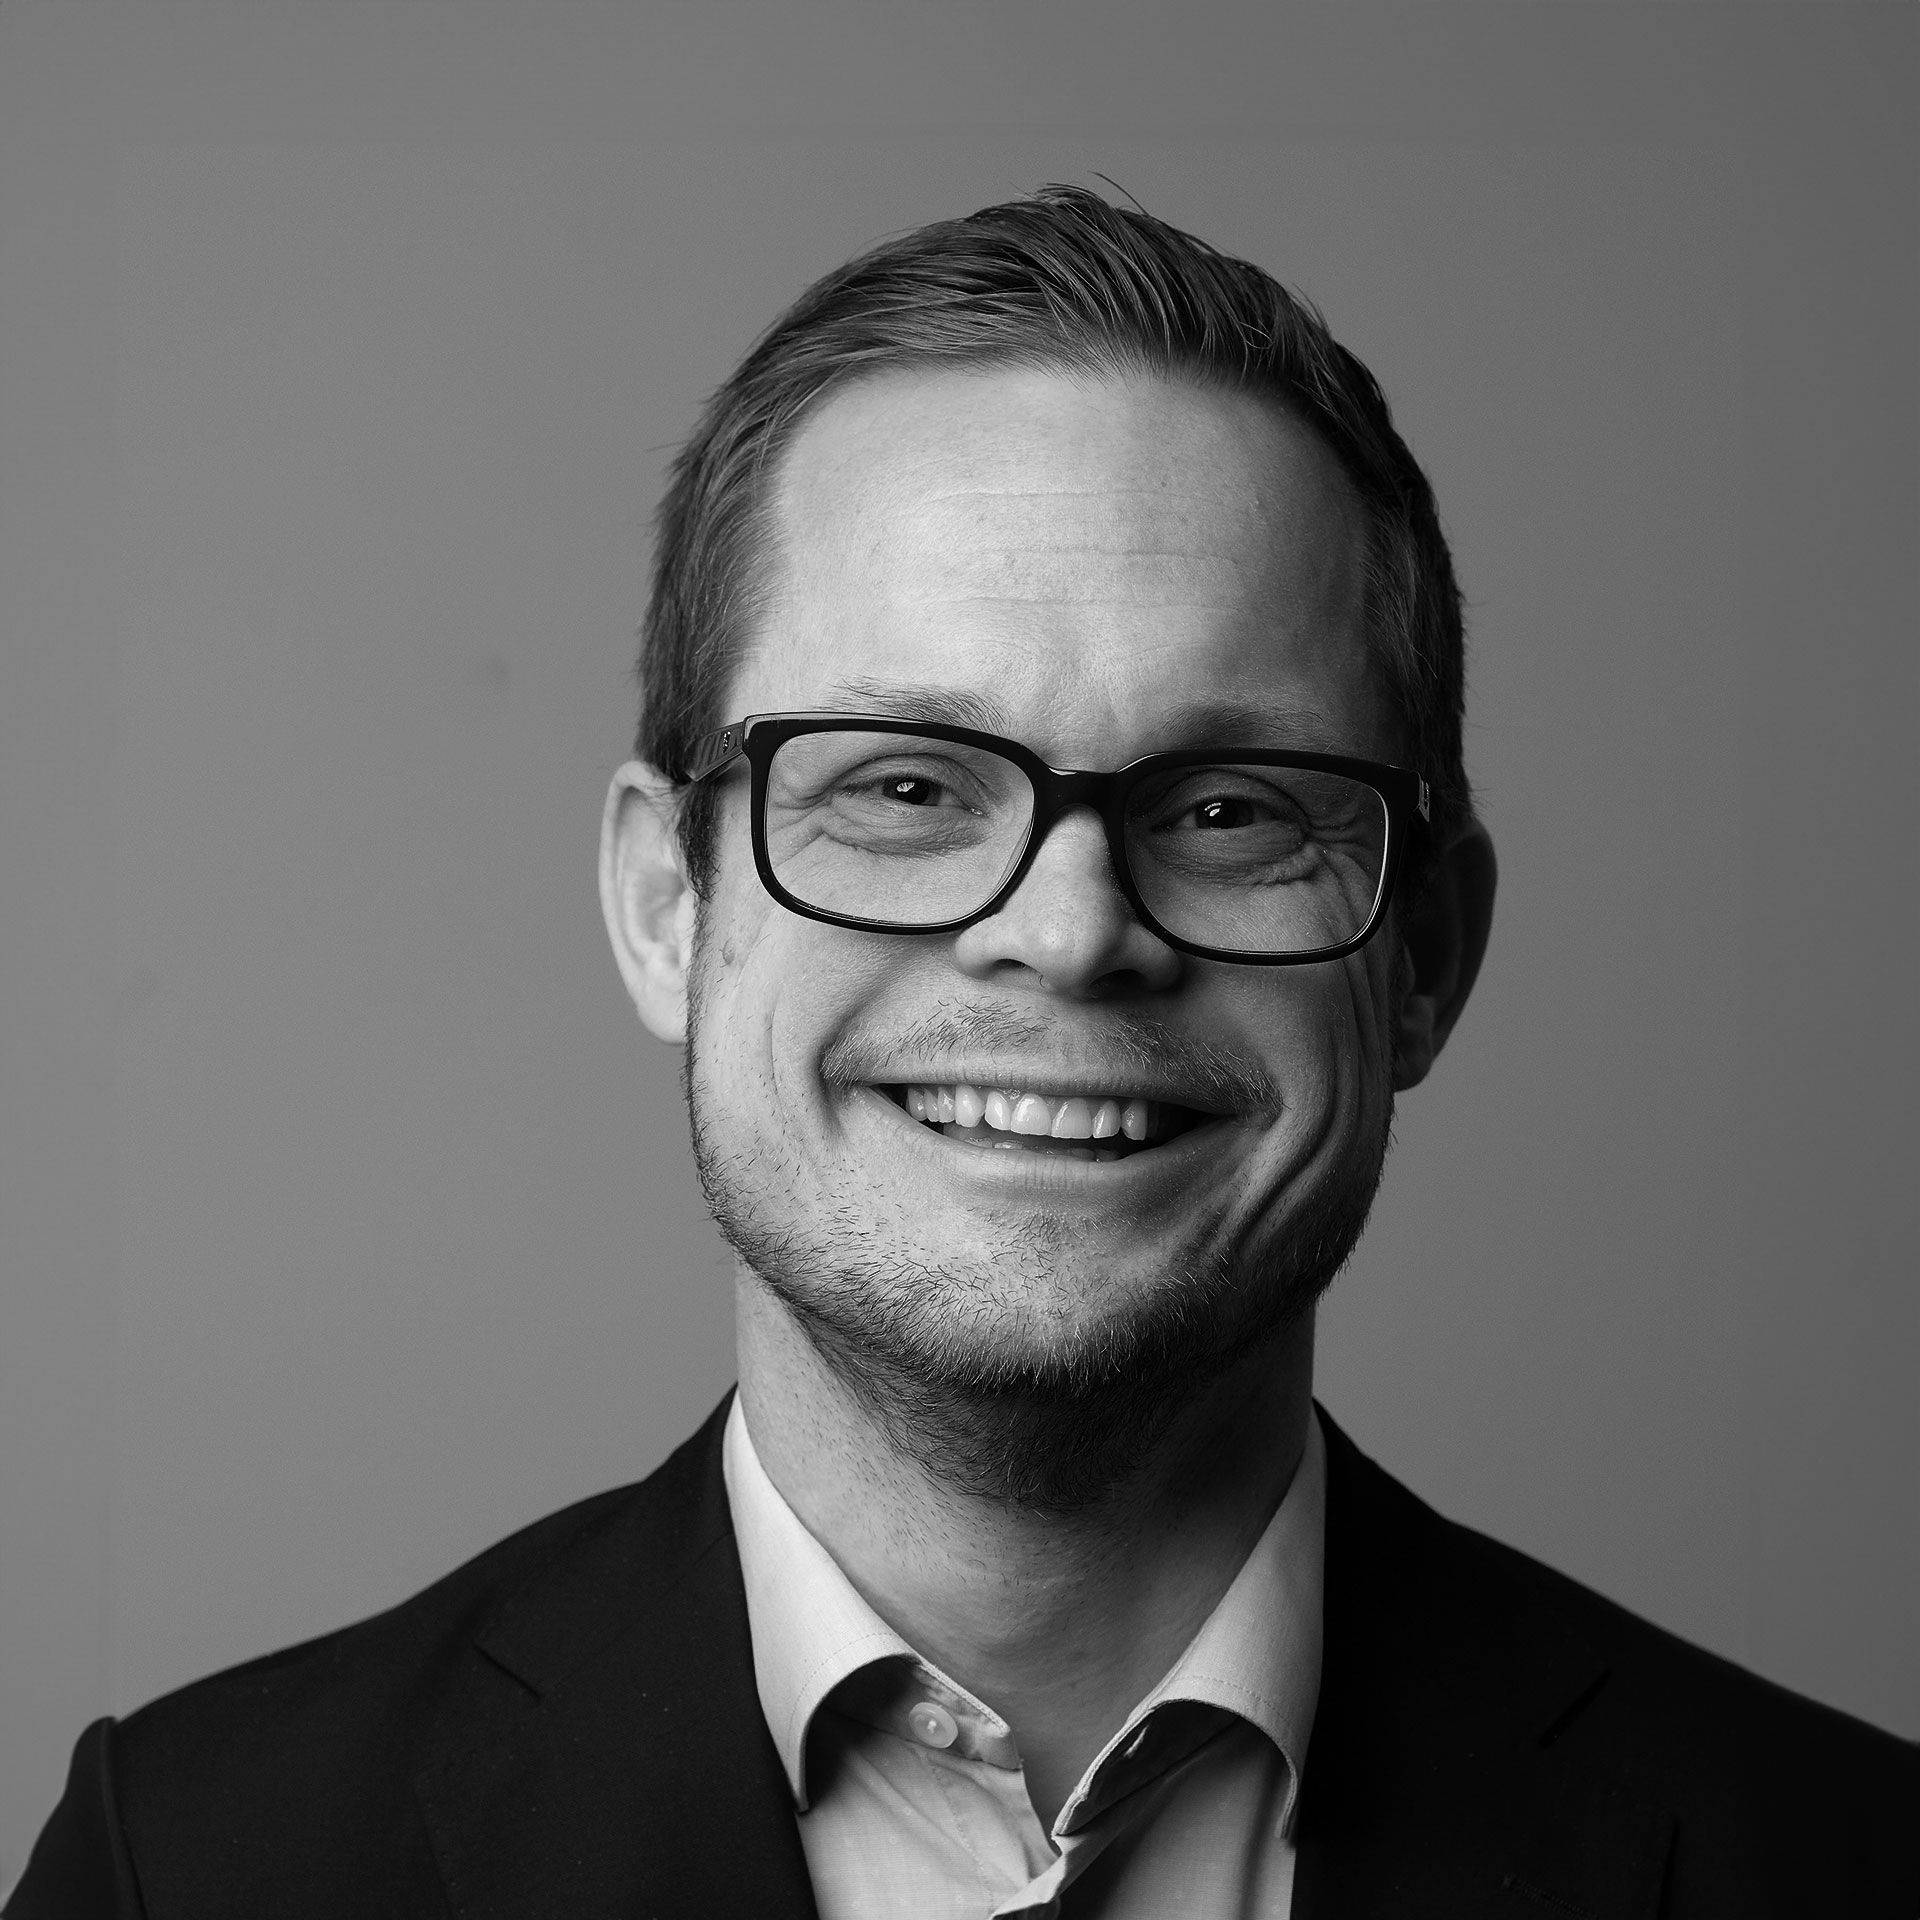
top-left (722, 1398), bottom-right (1326, 1920)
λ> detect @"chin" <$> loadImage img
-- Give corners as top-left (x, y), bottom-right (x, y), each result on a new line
top-left (693, 1086), bottom-right (1391, 1513)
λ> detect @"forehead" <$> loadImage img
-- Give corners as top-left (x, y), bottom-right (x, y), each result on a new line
top-left (740, 365), bottom-right (1381, 760)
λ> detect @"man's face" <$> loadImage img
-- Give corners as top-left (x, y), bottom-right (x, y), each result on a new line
top-left (681, 366), bottom-right (1402, 1485)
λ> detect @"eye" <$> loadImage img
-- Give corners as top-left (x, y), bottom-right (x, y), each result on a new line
top-left (822, 757), bottom-right (999, 826)
top-left (1184, 795), bottom-right (1273, 831)
top-left (869, 774), bottom-right (948, 808)
top-left (1131, 769), bottom-right (1319, 873)
top-left (1158, 786), bottom-right (1306, 836)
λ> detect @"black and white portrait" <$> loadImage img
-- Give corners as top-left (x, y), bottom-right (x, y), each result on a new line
top-left (3, 6), bottom-right (1914, 1913)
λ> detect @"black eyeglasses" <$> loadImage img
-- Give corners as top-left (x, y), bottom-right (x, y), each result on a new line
top-left (683, 713), bottom-right (1428, 965)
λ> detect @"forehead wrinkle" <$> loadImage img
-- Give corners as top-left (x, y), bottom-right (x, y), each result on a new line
top-left (900, 486), bottom-right (1285, 554)
top-left (884, 497), bottom-right (1361, 621)
top-left (876, 522), bottom-right (1292, 614)
top-left (912, 483), bottom-right (1277, 519)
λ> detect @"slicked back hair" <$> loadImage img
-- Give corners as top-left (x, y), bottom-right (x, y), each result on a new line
top-left (637, 185), bottom-right (1469, 895)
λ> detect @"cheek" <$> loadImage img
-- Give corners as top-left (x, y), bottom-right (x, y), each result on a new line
top-left (1318, 949), bottom-right (1400, 1148)
top-left (1229, 955), bottom-right (1397, 1145)
top-left (1348, 940), bottom-right (1402, 1073)
top-left (690, 860), bottom-right (875, 1128)
top-left (689, 858), bottom-right (786, 1096)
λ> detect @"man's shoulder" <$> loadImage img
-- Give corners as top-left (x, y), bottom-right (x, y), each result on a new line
top-left (1389, 1435), bottom-right (1906, 1770)
top-left (9, 1397), bottom-right (813, 1918)
top-left (123, 1477), bottom-right (633, 1749)
top-left (1312, 1408), bottom-right (1919, 1914)
top-left (112, 1400), bottom-right (736, 1836)
top-left (1328, 1413), bottom-right (1912, 1758)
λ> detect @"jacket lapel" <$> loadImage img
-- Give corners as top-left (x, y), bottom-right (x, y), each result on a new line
top-left (1293, 1412), bottom-right (1673, 1920)
top-left (412, 1399), bottom-right (819, 1920)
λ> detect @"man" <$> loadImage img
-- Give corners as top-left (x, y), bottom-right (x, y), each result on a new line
top-left (11, 187), bottom-right (1915, 1918)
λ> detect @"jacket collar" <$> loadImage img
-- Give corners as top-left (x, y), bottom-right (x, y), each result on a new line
top-left (1293, 1411), bottom-right (1673, 1920)
top-left (410, 1395), bottom-right (1670, 1920)
top-left (411, 1395), bottom-right (820, 1920)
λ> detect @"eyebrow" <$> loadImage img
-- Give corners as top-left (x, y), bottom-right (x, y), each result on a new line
top-left (817, 678), bottom-right (1012, 734)
top-left (816, 680), bottom-right (1354, 755)
top-left (1146, 698), bottom-right (1353, 753)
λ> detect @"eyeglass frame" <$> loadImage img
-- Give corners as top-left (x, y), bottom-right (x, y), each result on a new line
top-left (682, 712), bottom-right (1430, 966)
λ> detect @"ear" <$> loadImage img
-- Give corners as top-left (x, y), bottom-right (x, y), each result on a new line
top-left (1391, 817), bottom-right (1497, 1091)
top-left (600, 761), bottom-right (697, 1043)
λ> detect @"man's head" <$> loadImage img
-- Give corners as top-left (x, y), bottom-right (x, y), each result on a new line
top-left (603, 189), bottom-right (1494, 1510)
top-left (638, 186), bottom-right (1471, 883)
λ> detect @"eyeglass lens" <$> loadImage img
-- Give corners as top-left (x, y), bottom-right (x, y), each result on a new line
top-left (762, 729), bottom-right (1389, 955)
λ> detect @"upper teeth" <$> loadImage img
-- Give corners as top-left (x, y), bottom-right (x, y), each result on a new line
top-left (902, 1085), bottom-right (1156, 1141)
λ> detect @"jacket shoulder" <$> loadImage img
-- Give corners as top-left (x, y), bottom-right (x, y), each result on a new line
top-left (1429, 1480), bottom-right (1911, 1775)
top-left (10, 1400), bottom-right (736, 1919)
top-left (121, 1465), bottom-right (647, 1761)
top-left (1446, 1497), bottom-right (1918, 1911)
top-left (1314, 1408), bottom-right (1920, 1915)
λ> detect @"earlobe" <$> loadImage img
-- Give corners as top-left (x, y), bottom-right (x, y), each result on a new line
top-left (1391, 818), bottom-right (1497, 1091)
top-left (600, 761), bottom-right (696, 1044)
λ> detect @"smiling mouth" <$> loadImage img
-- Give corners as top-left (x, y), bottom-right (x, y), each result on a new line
top-left (882, 1083), bottom-right (1210, 1162)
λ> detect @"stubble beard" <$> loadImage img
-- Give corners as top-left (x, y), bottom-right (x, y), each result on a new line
top-left (684, 957), bottom-right (1393, 1518)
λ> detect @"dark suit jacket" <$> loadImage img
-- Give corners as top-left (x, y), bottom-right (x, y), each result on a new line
top-left (10, 1399), bottom-right (1917, 1918)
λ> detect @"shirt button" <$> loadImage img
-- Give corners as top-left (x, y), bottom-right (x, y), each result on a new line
top-left (907, 1701), bottom-right (960, 1749)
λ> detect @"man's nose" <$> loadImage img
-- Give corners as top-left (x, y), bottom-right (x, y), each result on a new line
top-left (949, 809), bottom-right (1182, 998)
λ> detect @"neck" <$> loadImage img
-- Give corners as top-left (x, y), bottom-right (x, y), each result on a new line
top-left (733, 1269), bottom-right (1316, 1829)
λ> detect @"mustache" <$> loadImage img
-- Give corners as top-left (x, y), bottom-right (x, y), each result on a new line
top-left (819, 1002), bottom-right (1281, 1113)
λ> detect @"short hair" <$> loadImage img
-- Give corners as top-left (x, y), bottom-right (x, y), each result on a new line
top-left (637, 184), bottom-right (1468, 894)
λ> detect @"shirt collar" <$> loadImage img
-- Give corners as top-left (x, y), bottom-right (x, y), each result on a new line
top-left (723, 1394), bottom-right (1325, 1824)
top-left (1059, 1408), bottom-right (1325, 1833)
top-left (723, 1397), bottom-right (915, 1806)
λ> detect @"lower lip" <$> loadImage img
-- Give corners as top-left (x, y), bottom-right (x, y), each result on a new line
top-left (850, 1086), bottom-right (1234, 1192)
top-left (943, 1124), bottom-right (1128, 1162)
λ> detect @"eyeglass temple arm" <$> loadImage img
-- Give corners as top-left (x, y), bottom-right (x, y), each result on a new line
top-left (683, 722), bottom-right (748, 786)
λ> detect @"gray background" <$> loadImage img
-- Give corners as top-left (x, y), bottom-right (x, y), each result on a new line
top-left (3, 0), bottom-right (1914, 1887)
